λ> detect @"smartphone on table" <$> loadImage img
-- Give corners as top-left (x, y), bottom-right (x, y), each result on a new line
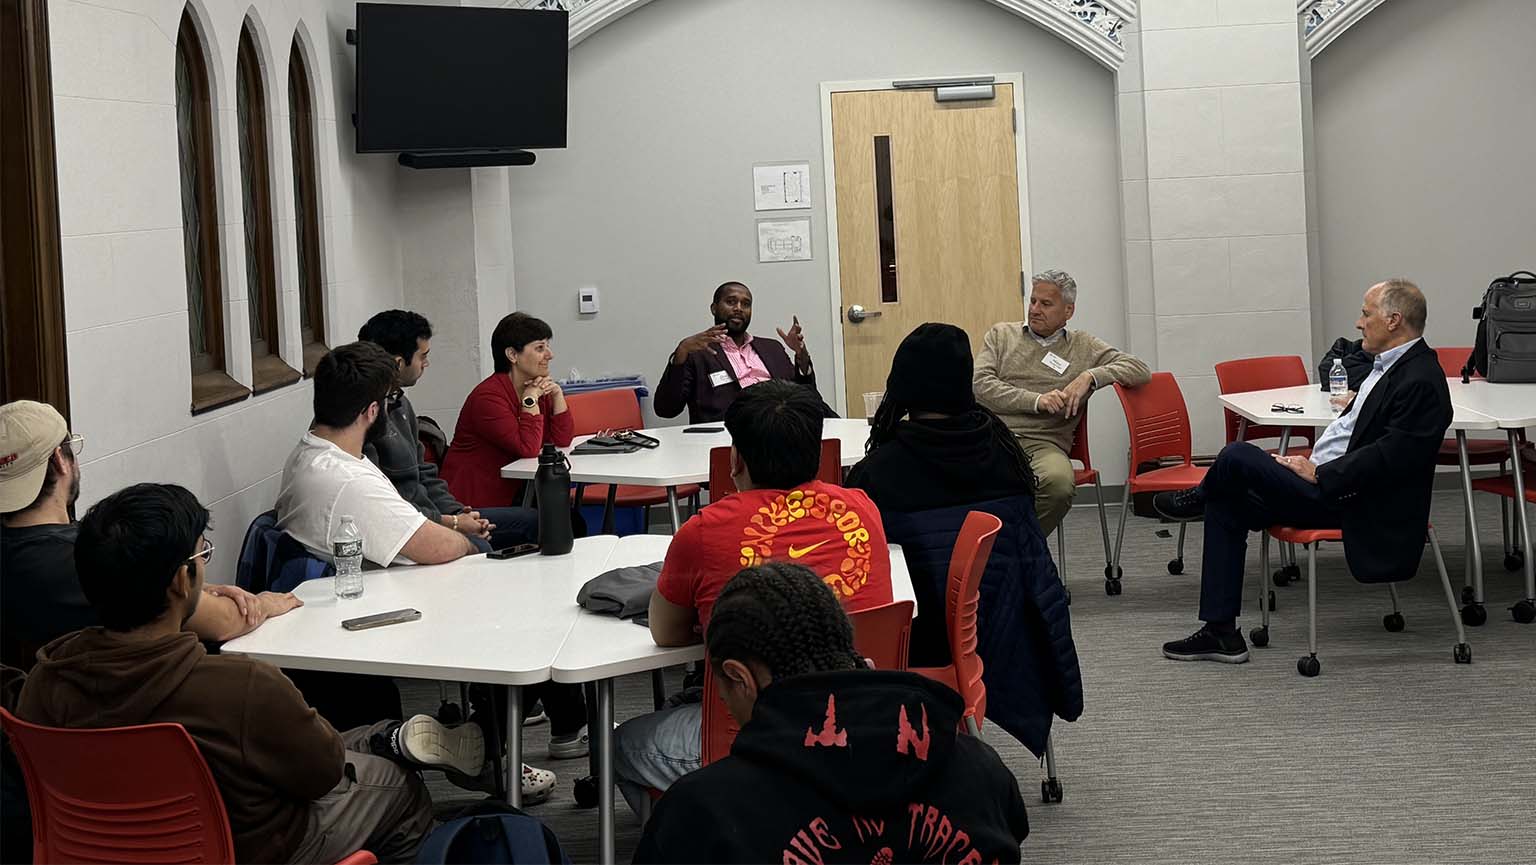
top-left (488, 543), bottom-right (539, 560)
top-left (341, 608), bottom-right (422, 631)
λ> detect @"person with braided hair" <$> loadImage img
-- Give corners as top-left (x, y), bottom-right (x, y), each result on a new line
top-left (846, 322), bottom-right (1037, 513)
top-left (634, 563), bottom-right (1029, 865)
top-left (614, 380), bottom-right (893, 814)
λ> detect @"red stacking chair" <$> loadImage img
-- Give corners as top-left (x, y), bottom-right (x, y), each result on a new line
top-left (1250, 525), bottom-right (1471, 676)
top-left (911, 511), bottom-right (1002, 737)
top-left (1055, 413), bottom-right (1113, 605)
top-left (1214, 355), bottom-right (1316, 587)
top-left (565, 389), bottom-right (701, 531)
top-left (1108, 373), bottom-right (1208, 596)
top-left (698, 599), bottom-right (916, 767)
top-left (707, 439), bottom-right (842, 500)
top-left (0, 707), bottom-right (375, 865)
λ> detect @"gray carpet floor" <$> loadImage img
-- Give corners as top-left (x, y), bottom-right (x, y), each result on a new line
top-left (411, 489), bottom-right (1536, 864)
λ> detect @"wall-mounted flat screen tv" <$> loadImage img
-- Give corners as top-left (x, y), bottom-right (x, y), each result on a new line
top-left (355, 3), bottom-right (568, 153)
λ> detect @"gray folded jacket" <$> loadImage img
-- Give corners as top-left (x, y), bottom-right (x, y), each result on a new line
top-left (577, 561), bottom-right (663, 625)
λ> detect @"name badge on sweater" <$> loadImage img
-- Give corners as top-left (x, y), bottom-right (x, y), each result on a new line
top-left (1042, 352), bottom-right (1070, 375)
top-left (708, 370), bottom-right (733, 388)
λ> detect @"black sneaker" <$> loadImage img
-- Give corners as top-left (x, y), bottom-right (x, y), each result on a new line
top-left (1153, 487), bottom-right (1205, 521)
top-left (1162, 625), bottom-right (1249, 663)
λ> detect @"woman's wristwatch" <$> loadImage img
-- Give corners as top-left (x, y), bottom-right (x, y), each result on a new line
top-left (522, 394), bottom-right (537, 408)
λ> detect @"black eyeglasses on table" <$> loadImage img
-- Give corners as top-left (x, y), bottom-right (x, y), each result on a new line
top-left (1270, 403), bottom-right (1304, 413)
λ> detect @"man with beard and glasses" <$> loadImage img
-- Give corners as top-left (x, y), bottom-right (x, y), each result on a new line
top-left (0, 400), bottom-right (301, 671)
top-left (654, 281), bottom-right (821, 423)
top-left (276, 342), bottom-right (480, 567)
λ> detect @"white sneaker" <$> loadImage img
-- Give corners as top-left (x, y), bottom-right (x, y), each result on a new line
top-left (394, 714), bottom-right (485, 777)
top-left (548, 726), bottom-right (589, 760)
top-left (522, 763), bottom-right (557, 804)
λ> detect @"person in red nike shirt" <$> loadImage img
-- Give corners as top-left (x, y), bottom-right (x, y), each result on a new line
top-left (614, 380), bottom-right (892, 812)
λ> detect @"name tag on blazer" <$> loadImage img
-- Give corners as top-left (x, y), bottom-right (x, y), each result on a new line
top-left (708, 370), bottom-right (733, 388)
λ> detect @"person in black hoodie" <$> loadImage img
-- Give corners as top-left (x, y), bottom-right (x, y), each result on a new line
top-left (635, 562), bottom-right (1029, 865)
top-left (845, 323), bottom-right (1036, 512)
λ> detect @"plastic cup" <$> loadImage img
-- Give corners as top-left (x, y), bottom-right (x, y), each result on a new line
top-left (862, 391), bottom-right (884, 421)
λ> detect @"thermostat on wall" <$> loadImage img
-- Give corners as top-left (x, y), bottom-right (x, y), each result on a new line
top-left (578, 287), bottom-right (599, 315)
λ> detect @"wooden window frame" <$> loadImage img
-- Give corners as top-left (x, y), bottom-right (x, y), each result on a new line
top-left (288, 39), bottom-right (327, 375)
top-left (1, 0), bottom-right (69, 417)
top-left (177, 9), bottom-right (248, 413)
top-left (236, 23), bottom-right (298, 395)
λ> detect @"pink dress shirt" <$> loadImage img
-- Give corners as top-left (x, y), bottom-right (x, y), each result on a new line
top-left (719, 335), bottom-right (772, 388)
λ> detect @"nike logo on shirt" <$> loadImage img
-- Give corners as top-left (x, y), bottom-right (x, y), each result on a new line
top-left (788, 539), bottom-right (831, 559)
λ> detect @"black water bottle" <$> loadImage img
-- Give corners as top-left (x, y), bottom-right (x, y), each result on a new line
top-left (534, 444), bottom-right (574, 555)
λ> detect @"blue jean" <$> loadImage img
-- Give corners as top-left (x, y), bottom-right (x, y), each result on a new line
top-left (464, 506), bottom-right (539, 553)
top-left (1197, 442), bottom-right (1342, 624)
top-left (612, 703), bottom-right (701, 816)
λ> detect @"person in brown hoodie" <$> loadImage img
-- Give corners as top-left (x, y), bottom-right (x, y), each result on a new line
top-left (17, 483), bottom-right (485, 864)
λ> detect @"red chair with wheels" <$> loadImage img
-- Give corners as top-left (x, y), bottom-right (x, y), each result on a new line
top-left (1054, 414), bottom-right (1112, 605)
top-left (698, 599), bottom-right (916, 766)
top-left (1470, 452), bottom-right (1536, 622)
top-left (1108, 373), bottom-right (1208, 595)
top-left (911, 511), bottom-right (1002, 736)
top-left (0, 707), bottom-right (376, 865)
top-left (565, 389), bottom-right (701, 531)
top-left (1214, 355), bottom-right (1317, 586)
top-left (707, 439), bottom-right (842, 500)
top-left (1250, 525), bottom-right (1471, 676)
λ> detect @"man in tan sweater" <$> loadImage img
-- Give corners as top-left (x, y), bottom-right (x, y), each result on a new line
top-left (974, 269), bottom-right (1151, 534)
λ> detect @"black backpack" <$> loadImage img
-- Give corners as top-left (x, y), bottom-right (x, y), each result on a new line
top-left (1464, 271), bottom-right (1536, 383)
top-left (414, 800), bottom-right (571, 864)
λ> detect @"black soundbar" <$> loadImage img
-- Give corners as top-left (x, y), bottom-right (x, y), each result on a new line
top-left (397, 150), bottom-right (536, 169)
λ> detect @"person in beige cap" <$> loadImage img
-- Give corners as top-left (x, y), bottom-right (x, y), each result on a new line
top-left (974, 269), bottom-right (1151, 536)
top-left (1, 400), bottom-right (301, 671)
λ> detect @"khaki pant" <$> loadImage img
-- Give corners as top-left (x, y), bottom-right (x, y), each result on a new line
top-left (1018, 437), bottom-right (1075, 536)
top-left (286, 722), bottom-right (435, 865)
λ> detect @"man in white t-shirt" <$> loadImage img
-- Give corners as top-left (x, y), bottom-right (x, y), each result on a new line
top-left (276, 341), bottom-right (479, 567)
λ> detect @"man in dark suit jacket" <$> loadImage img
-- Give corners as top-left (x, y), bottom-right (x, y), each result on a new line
top-left (654, 282), bottom-right (818, 423)
top-left (1154, 279), bottom-right (1452, 663)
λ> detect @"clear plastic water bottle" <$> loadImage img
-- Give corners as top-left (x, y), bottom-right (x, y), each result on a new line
top-left (332, 515), bottom-right (364, 599)
top-left (1328, 359), bottom-right (1348, 414)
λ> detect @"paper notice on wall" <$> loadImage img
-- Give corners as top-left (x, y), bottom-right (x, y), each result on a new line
top-left (753, 162), bottom-right (812, 210)
top-left (757, 218), bottom-right (812, 263)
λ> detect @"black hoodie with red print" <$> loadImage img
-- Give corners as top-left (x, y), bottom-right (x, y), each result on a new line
top-left (634, 670), bottom-right (1029, 864)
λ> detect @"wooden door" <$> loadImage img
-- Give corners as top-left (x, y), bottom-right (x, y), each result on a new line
top-left (830, 84), bottom-right (1023, 416)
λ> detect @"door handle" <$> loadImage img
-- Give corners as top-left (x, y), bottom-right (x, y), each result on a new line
top-left (847, 304), bottom-right (883, 323)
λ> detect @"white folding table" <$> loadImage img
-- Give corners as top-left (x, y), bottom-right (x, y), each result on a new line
top-left (1445, 379), bottom-right (1536, 619)
top-left (1216, 382), bottom-right (1529, 621)
top-left (500, 418), bottom-right (874, 531)
top-left (225, 533), bottom-right (918, 865)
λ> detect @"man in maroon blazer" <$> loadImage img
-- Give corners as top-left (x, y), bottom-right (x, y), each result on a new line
top-left (654, 282), bottom-right (820, 423)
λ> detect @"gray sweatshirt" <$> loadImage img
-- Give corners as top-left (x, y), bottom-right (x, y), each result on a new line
top-left (363, 390), bottom-right (463, 521)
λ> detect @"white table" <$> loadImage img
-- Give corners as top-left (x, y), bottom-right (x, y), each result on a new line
top-left (500, 418), bottom-right (874, 531)
top-left (1217, 381), bottom-right (1536, 621)
top-left (1447, 379), bottom-right (1536, 617)
top-left (225, 533), bottom-right (917, 865)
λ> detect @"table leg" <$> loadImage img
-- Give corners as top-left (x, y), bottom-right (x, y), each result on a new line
top-left (506, 686), bottom-right (523, 807)
top-left (597, 678), bottom-right (616, 865)
top-left (1236, 417), bottom-right (1248, 442)
top-left (1508, 431), bottom-right (1534, 612)
top-left (521, 484), bottom-right (534, 508)
top-left (1457, 432), bottom-right (1485, 610)
top-left (603, 484), bottom-right (618, 535)
top-left (666, 487), bottom-right (682, 533)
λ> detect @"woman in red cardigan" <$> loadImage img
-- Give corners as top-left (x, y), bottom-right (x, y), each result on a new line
top-left (442, 312), bottom-right (575, 508)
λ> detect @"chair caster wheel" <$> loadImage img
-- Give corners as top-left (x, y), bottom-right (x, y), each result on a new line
top-left (1268, 590), bottom-right (1277, 612)
top-left (1064, 588), bottom-right (1072, 606)
top-left (1383, 612), bottom-right (1405, 632)
top-left (573, 775), bottom-right (599, 809)
top-left (1460, 603), bottom-right (1487, 627)
top-left (1272, 569), bottom-right (1290, 588)
top-left (1506, 551), bottom-right (1525, 572)
top-left (1167, 558), bottom-right (1184, 575)
top-left (1513, 600), bottom-right (1536, 624)
top-left (1104, 579), bottom-right (1123, 596)
top-left (1249, 627), bottom-right (1269, 648)
top-left (435, 700), bottom-right (464, 725)
top-left (1297, 655), bottom-right (1321, 677)
top-left (1104, 564), bottom-right (1122, 580)
top-left (1041, 779), bottom-right (1063, 803)
top-left (1453, 643), bottom-right (1472, 664)
top-left (1461, 585), bottom-right (1477, 605)
top-left (1285, 563), bottom-right (1301, 581)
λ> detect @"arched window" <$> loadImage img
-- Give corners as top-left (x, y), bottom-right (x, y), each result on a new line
top-left (288, 36), bottom-right (327, 373)
top-left (236, 21), bottom-right (297, 392)
top-left (176, 8), bottom-right (247, 412)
